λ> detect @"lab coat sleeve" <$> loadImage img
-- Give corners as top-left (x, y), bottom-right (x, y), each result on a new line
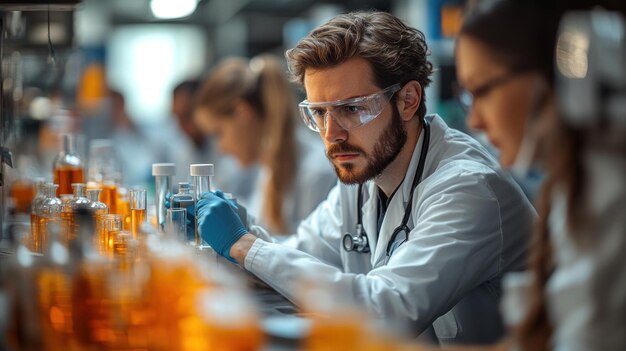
top-left (244, 169), bottom-right (506, 334)
top-left (247, 182), bottom-right (345, 268)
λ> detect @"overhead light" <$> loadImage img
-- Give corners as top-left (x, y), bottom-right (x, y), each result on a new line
top-left (150, 0), bottom-right (198, 19)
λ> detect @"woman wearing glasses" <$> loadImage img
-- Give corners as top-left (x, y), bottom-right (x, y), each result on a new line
top-left (192, 11), bottom-right (535, 344)
top-left (455, 1), bottom-right (626, 350)
top-left (194, 54), bottom-right (336, 234)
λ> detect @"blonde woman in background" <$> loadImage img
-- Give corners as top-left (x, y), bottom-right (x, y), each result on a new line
top-left (194, 54), bottom-right (337, 234)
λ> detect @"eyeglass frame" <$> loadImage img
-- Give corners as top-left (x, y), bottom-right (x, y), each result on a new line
top-left (298, 83), bottom-right (403, 132)
top-left (456, 68), bottom-right (531, 113)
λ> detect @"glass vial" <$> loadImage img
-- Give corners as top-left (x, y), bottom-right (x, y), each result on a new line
top-left (152, 163), bottom-right (175, 233)
top-left (129, 188), bottom-right (147, 240)
top-left (190, 164), bottom-right (214, 247)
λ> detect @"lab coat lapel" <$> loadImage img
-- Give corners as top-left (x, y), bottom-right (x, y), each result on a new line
top-left (360, 181), bottom-right (378, 266)
top-left (371, 124), bottom-right (428, 267)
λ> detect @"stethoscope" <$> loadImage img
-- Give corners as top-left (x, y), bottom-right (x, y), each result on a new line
top-left (342, 118), bottom-right (431, 259)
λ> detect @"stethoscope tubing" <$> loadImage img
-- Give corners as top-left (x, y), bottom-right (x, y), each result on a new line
top-left (343, 118), bottom-right (431, 258)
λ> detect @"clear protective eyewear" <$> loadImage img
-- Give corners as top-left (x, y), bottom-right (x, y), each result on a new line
top-left (299, 83), bottom-right (402, 132)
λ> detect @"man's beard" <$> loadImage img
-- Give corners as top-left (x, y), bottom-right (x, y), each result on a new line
top-left (326, 106), bottom-right (407, 184)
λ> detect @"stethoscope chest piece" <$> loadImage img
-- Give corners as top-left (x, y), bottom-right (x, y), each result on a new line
top-left (343, 224), bottom-right (370, 253)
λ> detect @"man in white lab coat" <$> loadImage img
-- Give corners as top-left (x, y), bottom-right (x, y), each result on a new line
top-left (194, 11), bottom-right (535, 344)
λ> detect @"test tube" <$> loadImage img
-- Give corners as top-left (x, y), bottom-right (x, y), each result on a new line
top-left (129, 188), bottom-right (147, 239)
top-left (152, 163), bottom-right (175, 232)
top-left (190, 164), bottom-right (214, 247)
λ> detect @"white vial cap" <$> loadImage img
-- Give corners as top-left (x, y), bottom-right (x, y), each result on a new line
top-left (152, 163), bottom-right (176, 176)
top-left (190, 164), bottom-right (214, 176)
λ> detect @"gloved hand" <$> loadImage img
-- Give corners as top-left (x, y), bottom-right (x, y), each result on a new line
top-left (196, 191), bottom-right (248, 263)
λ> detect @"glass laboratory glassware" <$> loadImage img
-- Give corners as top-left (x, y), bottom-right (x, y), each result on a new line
top-left (152, 163), bottom-right (175, 232)
top-left (130, 188), bottom-right (147, 240)
top-left (166, 208), bottom-right (187, 243)
top-left (86, 189), bottom-right (108, 216)
top-left (86, 139), bottom-right (120, 214)
top-left (70, 209), bottom-right (115, 349)
top-left (36, 221), bottom-right (74, 349)
top-left (97, 214), bottom-right (122, 258)
top-left (4, 224), bottom-right (44, 350)
top-left (190, 164), bottom-right (213, 247)
top-left (53, 134), bottom-right (84, 196)
top-left (64, 183), bottom-right (91, 243)
top-left (30, 178), bottom-right (47, 249)
top-left (171, 182), bottom-right (194, 241)
top-left (10, 178), bottom-right (35, 214)
top-left (36, 184), bottom-right (63, 253)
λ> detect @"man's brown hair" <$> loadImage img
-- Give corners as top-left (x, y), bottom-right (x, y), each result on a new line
top-left (286, 11), bottom-right (434, 119)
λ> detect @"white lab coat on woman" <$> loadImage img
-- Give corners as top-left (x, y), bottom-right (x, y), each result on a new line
top-left (245, 127), bottom-right (337, 234)
top-left (246, 115), bottom-right (535, 344)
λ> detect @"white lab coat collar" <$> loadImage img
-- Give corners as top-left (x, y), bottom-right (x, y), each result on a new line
top-left (362, 114), bottom-right (436, 266)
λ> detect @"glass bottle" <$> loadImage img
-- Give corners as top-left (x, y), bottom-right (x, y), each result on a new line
top-left (152, 163), bottom-right (175, 232)
top-left (171, 182), bottom-right (194, 241)
top-left (3, 224), bottom-right (43, 350)
top-left (30, 178), bottom-right (47, 249)
top-left (86, 139), bottom-right (120, 214)
top-left (53, 134), bottom-right (84, 197)
top-left (87, 189), bottom-right (109, 216)
top-left (64, 183), bottom-right (91, 243)
top-left (190, 164), bottom-right (213, 247)
top-left (36, 221), bottom-right (75, 349)
top-left (36, 184), bottom-right (63, 254)
top-left (70, 209), bottom-right (114, 349)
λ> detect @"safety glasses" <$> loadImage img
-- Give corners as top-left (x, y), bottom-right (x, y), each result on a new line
top-left (298, 83), bottom-right (402, 132)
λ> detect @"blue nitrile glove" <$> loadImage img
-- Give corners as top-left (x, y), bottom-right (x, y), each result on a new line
top-left (213, 190), bottom-right (249, 229)
top-left (213, 190), bottom-right (238, 210)
top-left (196, 191), bottom-right (248, 263)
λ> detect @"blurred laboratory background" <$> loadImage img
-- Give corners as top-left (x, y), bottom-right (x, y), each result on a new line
top-left (0, 0), bottom-right (467, 234)
top-left (1, 1), bottom-right (625, 350)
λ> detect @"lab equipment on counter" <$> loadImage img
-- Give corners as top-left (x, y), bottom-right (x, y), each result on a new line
top-left (170, 182), bottom-right (194, 240)
top-left (190, 163), bottom-right (213, 247)
top-left (129, 188), bottom-right (147, 240)
top-left (53, 134), bottom-right (84, 197)
top-left (152, 163), bottom-right (175, 232)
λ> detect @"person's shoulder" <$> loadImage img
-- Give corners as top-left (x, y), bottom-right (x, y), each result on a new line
top-left (428, 115), bottom-right (502, 174)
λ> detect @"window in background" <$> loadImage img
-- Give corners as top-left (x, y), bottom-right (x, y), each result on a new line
top-left (107, 25), bottom-right (206, 125)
